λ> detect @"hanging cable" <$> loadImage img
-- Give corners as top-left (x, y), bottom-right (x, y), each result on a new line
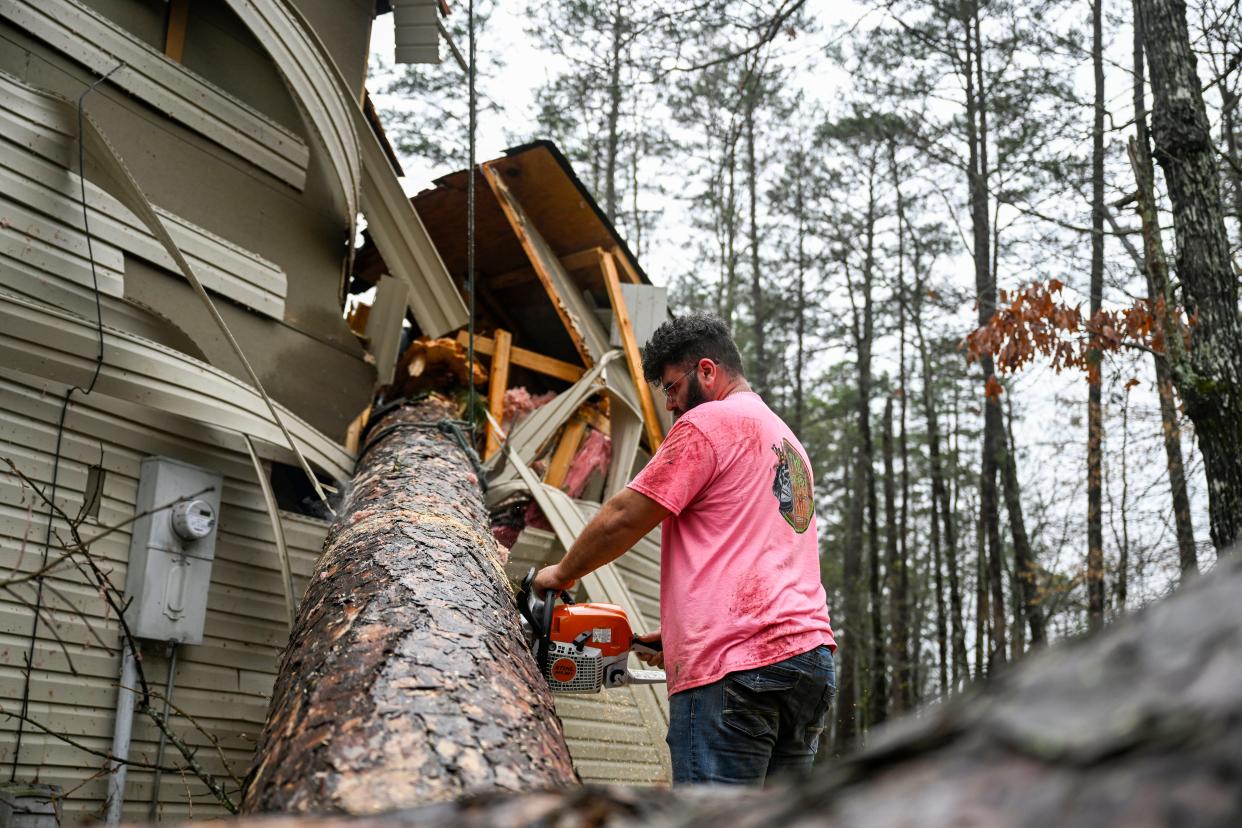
top-left (465, 0), bottom-right (479, 435)
top-left (10, 63), bottom-right (122, 781)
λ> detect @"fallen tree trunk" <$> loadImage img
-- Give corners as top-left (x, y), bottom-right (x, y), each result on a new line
top-left (242, 397), bottom-right (577, 814)
top-left (247, 547), bottom-right (1242, 823)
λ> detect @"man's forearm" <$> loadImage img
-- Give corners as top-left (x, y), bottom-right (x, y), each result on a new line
top-left (556, 490), bottom-right (667, 580)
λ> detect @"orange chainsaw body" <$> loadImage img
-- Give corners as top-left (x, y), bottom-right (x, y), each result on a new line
top-left (549, 602), bottom-right (632, 658)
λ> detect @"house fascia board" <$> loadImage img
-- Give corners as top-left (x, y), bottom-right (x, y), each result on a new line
top-left (359, 134), bottom-right (469, 337)
top-left (0, 0), bottom-right (311, 190)
top-left (259, 0), bottom-right (466, 336)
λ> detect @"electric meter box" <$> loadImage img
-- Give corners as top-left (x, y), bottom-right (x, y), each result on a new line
top-left (122, 457), bottom-right (223, 644)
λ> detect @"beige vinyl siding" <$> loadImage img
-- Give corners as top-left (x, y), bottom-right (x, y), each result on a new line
top-left (0, 369), bottom-right (328, 823)
top-left (0, 0), bottom-right (311, 190)
top-left (0, 70), bottom-right (288, 320)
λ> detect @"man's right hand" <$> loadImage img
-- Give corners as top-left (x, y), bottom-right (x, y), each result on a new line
top-left (634, 630), bottom-right (663, 669)
top-left (532, 563), bottom-right (577, 597)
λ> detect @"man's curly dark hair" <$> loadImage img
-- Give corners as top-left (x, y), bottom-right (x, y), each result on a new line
top-left (640, 313), bottom-right (745, 383)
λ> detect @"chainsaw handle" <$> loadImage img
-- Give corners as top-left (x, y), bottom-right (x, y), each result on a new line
top-left (631, 636), bottom-right (663, 655)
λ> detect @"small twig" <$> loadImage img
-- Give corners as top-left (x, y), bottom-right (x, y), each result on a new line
top-left (0, 708), bottom-right (180, 771)
top-left (140, 702), bottom-right (238, 814)
top-left (146, 688), bottom-right (244, 789)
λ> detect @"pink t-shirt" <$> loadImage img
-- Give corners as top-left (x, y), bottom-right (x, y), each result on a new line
top-left (628, 391), bottom-right (835, 695)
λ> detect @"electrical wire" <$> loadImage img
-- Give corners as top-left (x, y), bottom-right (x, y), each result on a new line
top-left (465, 0), bottom-right (478, 434)
top-left (10, 63), bottom-right (122, 781)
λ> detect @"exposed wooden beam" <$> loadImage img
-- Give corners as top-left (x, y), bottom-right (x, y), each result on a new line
top-left (482, 164), bottom-right (608, 365)
top-left (456, 331), bottom-right (585, 384)
top-left (601, 251), bottom-right (663, 451)
top-left (609, 245), bottom-right (644, 285)
top-left (485, 329), bottom-right (512, 460)
top-left (489, 247), bottom-right (610, 291)
top-left (544, 418), bottom-right (588, 489)
top-left (164, 0), bottom-right (191, 62)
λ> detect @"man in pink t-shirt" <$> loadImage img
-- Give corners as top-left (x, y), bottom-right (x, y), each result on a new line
top-left (534, 313), bottom-right (836, 785)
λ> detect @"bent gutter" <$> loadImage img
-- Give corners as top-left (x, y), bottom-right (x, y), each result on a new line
top-left (229, 0), bottom-right (468, 337)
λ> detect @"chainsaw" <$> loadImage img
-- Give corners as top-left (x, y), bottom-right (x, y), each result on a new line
top-left (517, 567), bottom-right (666, 693)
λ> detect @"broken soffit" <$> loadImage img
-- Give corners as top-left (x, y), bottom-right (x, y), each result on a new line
top-left (405, 141), bottom-right (651, 371)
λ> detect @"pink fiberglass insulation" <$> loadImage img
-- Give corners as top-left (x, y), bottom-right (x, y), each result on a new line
top-left (502, 387), bottom-right (557, 432)
top-left (562, 429), bottom-right (612, 498)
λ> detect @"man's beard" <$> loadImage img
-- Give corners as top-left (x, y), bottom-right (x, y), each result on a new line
top-left (673, 372), bottom-right (708, 420)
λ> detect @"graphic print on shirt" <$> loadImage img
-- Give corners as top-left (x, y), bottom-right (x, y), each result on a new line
top-left (770, 439), bottom-right (813, 533)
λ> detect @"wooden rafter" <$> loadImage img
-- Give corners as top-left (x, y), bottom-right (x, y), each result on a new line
top-left (609, 244), bottom-right (644, 285)
top-left (484, 329), bottom-right (512, 460)
top-left (164, 0), bottom-right (191, 62)
top-left (544, 418), bottom-right (588, 489)
top-left (489, 247), bottom-right (610, 290)
top-left (600, 251), bottom-right (663, 451)
top-left (481, 163), bottom-right (609, 366)
top-left (455, 331), bottom-right (585, 384)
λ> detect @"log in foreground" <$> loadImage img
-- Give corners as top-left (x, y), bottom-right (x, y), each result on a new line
top-left (247, 547), bottom-right (1242, 824)
top-left (242, 397), bottom-right (577, 814)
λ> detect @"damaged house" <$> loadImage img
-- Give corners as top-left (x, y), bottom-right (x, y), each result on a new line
top-left (0, 0), bottom-right (671, 822)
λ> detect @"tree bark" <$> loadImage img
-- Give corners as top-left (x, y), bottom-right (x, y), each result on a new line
top-left (1086, 0), bottom-right (1107, 632)
top-left (746, 95), bottom-right (769, 397)
top-left (1002, 398), bottom-right (1046, 647)
top-left (243, 398), bottom-right (577, 814)
top-left (1138, 0), bottom-right (1242, 552)
top-left (1131, 0), bottom-right (1199, 578)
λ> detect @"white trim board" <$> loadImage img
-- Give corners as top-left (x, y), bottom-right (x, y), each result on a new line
top-left (0, 0), bottom-right (310, 190)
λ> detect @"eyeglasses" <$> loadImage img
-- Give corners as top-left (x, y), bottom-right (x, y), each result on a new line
top-left (654, 367), bottom-right (695, 396)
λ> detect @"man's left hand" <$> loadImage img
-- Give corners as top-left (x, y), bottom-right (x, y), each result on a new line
top-left (533, 563), bottom-right (577, 596)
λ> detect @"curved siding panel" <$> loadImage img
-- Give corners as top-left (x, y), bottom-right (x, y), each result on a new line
top-left (0, 0), bottom-right (310, 189)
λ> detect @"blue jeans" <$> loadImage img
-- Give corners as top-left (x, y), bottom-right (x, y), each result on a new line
top-left (666, 644), bottom-right (836, 786)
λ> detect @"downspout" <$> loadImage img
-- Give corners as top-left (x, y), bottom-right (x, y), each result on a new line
top-left (104, 640), bottom-right (140, 825)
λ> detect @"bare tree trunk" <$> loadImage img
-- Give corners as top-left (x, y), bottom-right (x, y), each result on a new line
top-left (1138, 0), bottom-right (1242, 552)
top-left (603, 0), bottom-right (623, 222)
top-left (243, 398), bottom-right (577, 814)
top-left (882, 397), bottom-right (903, 715)
top-left (930, 479), bottom-right (949, 695)
top-left (1002, 399), bottom-right (1046, 647)
top-left (837, 448), bottom-right (864, 751)
top-left (746, 96), bottom-right (768, 396)
top-left (1131, 0), bottom-right (1199, 578)
top-left (862, 162), bottom-right (886, 729)
top-left (891, 144), bottom-right (913, 711)
top-left (794, 146), bottom-right (808, 435)
top-left (916, 318), bottom-right (967, 687)
top-left (840, 162), bottom-right (882, 744)
top-left (1087, 0), bottom-right (1108, 631)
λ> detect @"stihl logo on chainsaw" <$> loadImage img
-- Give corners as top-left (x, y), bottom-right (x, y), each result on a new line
top-left (551, 658), bottom-right (578, 683)
top-left (518, 567), bottom-right (666, 694)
